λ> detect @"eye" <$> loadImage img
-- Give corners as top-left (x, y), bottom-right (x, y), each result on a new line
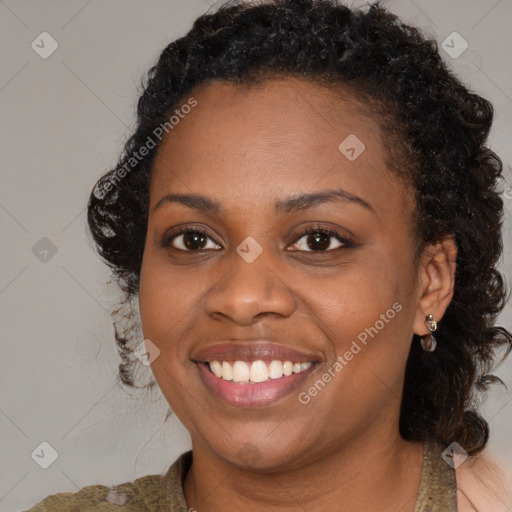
top-left (163, 227), bottom-right (221, 251)
top-left (162, 224), bottom-right (352, 253)
top-left (287, 226), bottom-right (352, 252)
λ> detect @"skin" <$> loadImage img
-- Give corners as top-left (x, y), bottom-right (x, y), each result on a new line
top-left (138, 78), bottom-right (458, 511)
top-left (457, 457), bottom-right (512, 511)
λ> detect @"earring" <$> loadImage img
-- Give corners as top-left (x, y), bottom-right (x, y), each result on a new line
top-left (420, 314), bottom-right (437, 352)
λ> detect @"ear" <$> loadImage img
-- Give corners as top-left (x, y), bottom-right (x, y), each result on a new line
top-left (413, 236), bottom-right (457, 336)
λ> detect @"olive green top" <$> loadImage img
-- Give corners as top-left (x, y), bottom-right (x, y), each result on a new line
top-left (25, 439), bottom-right (457, 511)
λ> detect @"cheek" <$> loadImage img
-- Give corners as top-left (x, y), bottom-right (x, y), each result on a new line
top-left (138, 252), bottom-right (201, 344)
top-left (138, 257), bottom-right (198, 416)
top-left (306, 252), bottom-right (413, 388)
top-left (310, 259), bottom-right (401, 337)
top-left (139, 264), bottom-right (168, 342)
top-left (139, 260), bottom-right (186, 390)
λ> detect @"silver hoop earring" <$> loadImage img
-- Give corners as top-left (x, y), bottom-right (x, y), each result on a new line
top-left (420, 314), bottom-right (437, 352)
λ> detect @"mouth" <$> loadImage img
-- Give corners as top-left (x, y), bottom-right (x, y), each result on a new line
top-left (192, 342), bottom-right (321, 407)
top-left (204, 359), bottom-right (314, 383)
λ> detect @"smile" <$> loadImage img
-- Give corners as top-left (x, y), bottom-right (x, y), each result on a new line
top-left (208, 359), bottom-right (313, 383)
top-left (192, 341), bottom-right (321, 407)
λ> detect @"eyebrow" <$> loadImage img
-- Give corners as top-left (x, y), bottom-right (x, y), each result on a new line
top-left (275, 189), bottom-right (374, 214)
top-left (152, 188), bottom-right (374, 214)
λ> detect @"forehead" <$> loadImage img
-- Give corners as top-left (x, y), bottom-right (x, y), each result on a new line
top-left (150, 78), bottom-right (411, 219)
top-left (162, 78), bottom-right (380, 155)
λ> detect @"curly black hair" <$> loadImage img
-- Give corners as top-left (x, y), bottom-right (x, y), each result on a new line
top-left (87, 0), bottom-right (511, 455)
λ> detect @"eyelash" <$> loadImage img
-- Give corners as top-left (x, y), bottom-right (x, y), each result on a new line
top-left (290, 226), bottom-right (353, 251)
top-left (162, 224), bottom-right (353, 253)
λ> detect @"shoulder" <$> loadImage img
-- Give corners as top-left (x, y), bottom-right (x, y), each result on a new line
top-left (24, 473), bottom-right (165, 512)
top-left (456, 448), bottom-right (512, 512)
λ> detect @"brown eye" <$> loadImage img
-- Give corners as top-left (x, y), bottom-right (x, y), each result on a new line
top-left (165, 229), bottom-right (221, 251)
top-left (288, 227), bottom-right (349, 252)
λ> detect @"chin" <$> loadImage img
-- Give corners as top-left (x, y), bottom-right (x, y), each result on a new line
top-left (204, 432), bottom-right (317, 473)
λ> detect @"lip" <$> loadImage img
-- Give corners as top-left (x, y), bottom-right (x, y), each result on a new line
top-left (192, 342), bottom-right (320, 364)
top-left (196, 361), bottom-right (319, 407)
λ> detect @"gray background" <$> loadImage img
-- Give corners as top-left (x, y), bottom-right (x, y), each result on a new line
top-left (1, 1), bottom-right (511, 510)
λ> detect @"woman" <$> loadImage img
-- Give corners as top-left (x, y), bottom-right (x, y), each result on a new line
top-left (27, 0), bottom-right (512, 510)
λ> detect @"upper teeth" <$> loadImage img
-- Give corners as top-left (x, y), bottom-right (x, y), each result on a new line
top-left (208, 360), bottom-right (312, 383)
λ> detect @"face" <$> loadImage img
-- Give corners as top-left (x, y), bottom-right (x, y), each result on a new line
top-left (139, 78), bottom-right (424, 470)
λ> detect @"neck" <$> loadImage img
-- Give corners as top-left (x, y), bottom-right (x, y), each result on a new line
top-left (183, 431), bottom-right (423, 512)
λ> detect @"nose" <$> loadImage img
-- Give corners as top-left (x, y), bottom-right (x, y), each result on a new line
top-left (204, 247), bottom-right (297, 325)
